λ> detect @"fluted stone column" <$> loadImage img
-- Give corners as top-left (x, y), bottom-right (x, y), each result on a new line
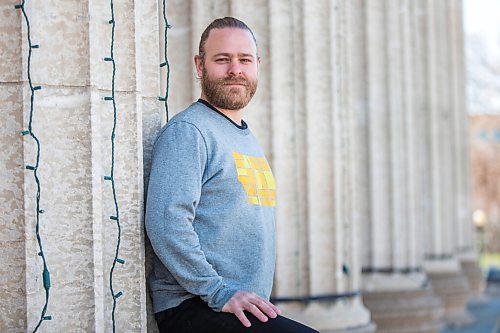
top-left (360, 1), bottom-right (444, 332)
top-left (422, 0), bottom-right (473, 326)
top-left (267, 1), bottom-right (374, 331)
top-left (1, 0), bottom-right (159, 331)
top-left (449, 0), bottom-right (472, 254)
top-left (284, 1), bottom-right (372, 331)
top-left (269, 0), bottom-right (309, 305)
top-left (447, 0), bottom-right (484, 300)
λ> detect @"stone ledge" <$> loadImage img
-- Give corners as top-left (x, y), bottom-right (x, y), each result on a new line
top-left (363, 286), bottom-right (443, 333)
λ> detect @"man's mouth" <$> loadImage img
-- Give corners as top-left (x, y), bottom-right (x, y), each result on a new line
top-left (223, 80), bottom-right (247, 86)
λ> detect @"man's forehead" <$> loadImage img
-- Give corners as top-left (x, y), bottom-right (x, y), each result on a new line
top-left (204, 27), bottom-right (257, 54)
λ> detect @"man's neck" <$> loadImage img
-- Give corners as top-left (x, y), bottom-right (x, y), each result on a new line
top-left (200, 94), bottom-right (244, 126)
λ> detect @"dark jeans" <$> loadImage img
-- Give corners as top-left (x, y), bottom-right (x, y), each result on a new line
top-left (155, 297), bottom-right (319, 333)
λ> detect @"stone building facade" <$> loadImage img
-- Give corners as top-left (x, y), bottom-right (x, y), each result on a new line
top-left (0, 0), bottom-right (479, 332)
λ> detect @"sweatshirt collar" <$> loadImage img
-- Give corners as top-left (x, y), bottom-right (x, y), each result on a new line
top-left (197, 99), bottom-right (248, 130)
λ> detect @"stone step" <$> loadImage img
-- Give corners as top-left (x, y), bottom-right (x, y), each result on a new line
top-left (460, 260), bottom-right (486, 293)
top-left (363, 287), bottom-right (444, 333)
top-left (426, 271), bottom-right (475, 327)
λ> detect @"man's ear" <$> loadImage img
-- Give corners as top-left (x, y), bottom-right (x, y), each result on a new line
top-left (194, 55), bottom-right (203, 78)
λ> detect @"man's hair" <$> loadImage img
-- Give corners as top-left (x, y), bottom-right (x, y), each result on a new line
top-left (198, 17), bottom-right (257, 59)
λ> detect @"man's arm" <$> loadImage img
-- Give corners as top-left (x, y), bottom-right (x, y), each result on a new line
top-left (146, 121), bottom-right (236, 310)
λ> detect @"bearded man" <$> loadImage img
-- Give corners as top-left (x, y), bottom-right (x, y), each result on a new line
top-left (146, 17), bottom-right (318, 333)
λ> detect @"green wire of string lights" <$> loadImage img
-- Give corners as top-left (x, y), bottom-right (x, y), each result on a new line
top-left (159, 0), bottom-right (171, 121)
top-left (15, 1), bottom-right (52, 332)
top-left (103, 1), bottom-right (124, 332)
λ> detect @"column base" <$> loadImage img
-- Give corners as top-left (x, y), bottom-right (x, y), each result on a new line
top-left (425, 259), bottom-right (474, 327)
top-left (280, 297), bottom-right (374, 333)
top-left (362, 283), bottom-right (444, 333)
top-left (460, 258), bottom-right (486, 297)
top-left (323, 322), bottom-right (377, 333)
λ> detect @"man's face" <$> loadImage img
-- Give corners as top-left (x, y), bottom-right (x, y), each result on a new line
top-left (195, 28), bottom-right (260, 110)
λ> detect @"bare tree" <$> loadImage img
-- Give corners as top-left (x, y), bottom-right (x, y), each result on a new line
top-left (466, 33), bottom-right (500, 114)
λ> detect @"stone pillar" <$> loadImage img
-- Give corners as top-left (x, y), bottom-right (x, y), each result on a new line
top-left (447, 0), bottom-right (485, 300)
top-left (422, 0), bottom-right (473, 326)
top-left (266, 1), bottom-right (374, 331)
top-left (269, 0), bottom-right (309, 305)
top-left (0, 0), bottom-right (158, 331)
top-left (360, 1), bottom-right (444, 332)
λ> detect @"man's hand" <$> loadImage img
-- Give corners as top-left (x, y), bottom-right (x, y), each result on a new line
top-left (222, 291), bottom-right (281, 327)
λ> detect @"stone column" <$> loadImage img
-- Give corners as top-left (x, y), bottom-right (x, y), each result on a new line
top-left (0, 0), bottom-right (158, 331)
top-left (360, 1), bottom-right (444, 332)
top-left (269, 0), bottom-right (309, 306)
top-left (447, 0), bottom-right (485, 300)
top-left (422, 0), bottom-right (473, 326)
top-left (268, 1), bottom-right (375, 331)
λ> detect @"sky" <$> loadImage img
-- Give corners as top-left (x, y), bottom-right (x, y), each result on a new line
top-left (464, 0), bottom-right (500, 55)
top-left (463, 0), bottom-right (500, 114)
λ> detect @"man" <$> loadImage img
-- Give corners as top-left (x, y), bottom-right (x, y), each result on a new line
top-left (146, 17), bottom-right (318, 333)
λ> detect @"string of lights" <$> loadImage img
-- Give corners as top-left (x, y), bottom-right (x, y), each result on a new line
top-left (159, 0), bottom-right (172, 121)
top-left (15, 1), bottom-right (52, 332)
top-left (103, 1), bottom-right (124, 332)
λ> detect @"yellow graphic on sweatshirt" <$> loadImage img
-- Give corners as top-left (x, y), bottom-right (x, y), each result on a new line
top-left (232, 151), bottom-right (276, 207)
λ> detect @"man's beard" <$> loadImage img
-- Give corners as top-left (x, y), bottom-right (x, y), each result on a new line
top-left (201, 67), bottom-right (258, 110)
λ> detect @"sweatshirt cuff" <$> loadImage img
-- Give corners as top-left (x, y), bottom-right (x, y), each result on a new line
top-left (206, 285), bottom-right (238, 312)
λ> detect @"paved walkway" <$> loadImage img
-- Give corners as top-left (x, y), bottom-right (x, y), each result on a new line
top-left (441, 283), bottom-right (500, 333)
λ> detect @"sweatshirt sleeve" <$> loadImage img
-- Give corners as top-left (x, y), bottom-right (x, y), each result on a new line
top-left (145, 121), bottom-right (236, 311)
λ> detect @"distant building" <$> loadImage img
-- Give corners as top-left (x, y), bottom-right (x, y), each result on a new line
top-left (470, 115), bottom-right (500, 253)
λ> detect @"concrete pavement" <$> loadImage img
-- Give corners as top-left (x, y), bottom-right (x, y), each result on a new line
top-left (441, 281), bottom-right (500, 333)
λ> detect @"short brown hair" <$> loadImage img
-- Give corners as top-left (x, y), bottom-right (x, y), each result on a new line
top-left (198, 17), bottom-right (257, 59)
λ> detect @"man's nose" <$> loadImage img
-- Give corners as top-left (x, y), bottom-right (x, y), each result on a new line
top-left (228, 60), bottom-right (242, 76)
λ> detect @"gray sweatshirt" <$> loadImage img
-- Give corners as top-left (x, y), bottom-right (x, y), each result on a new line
top-left (146, 100), bottom-right (276, 313)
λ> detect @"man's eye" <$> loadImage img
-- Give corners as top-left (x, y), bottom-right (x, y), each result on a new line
top-left (216, 58), bottom-right (229, 63)
top-left (241, 59), bottom-right (252, 63)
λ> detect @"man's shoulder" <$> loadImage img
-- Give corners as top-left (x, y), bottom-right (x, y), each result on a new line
top-left (153, 102), bottom-right (214, 146)
top-left (169, 101), bottom-right (214, 127)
